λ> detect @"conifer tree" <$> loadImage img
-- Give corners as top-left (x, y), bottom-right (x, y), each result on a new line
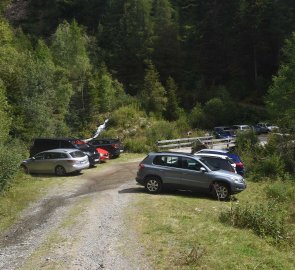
top-left (139, 61), bottom-right (167, 117)
top-left (165, 77), bottom-right (181, 121)
top-left (267, 33), bottom-right (295, 128)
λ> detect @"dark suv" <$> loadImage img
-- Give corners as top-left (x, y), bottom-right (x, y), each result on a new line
top-left (136, 152), bottom-right (246, 200)
top-left (29, 138), bottom-right (100, 166)
top-left (88, 138), bottom-right (122, 158)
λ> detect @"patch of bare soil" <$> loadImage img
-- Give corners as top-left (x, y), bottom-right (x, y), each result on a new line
top-left (0, 161), bottom-right (152, 270)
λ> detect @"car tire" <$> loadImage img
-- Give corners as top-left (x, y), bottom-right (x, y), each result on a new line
top-left (145, 176), bottom-right (162, 194)
top-left (212, 182), bottom-right (230, 200)
top-left (21, 165), bottom-right (29, 174)
top-left (55, 165), bottom-right (66, 176)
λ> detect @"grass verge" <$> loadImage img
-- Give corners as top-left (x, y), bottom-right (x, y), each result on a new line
top-left (0, 173), bottom-right (59, 232)
top-left (126, 181), bottom-right (295, 269)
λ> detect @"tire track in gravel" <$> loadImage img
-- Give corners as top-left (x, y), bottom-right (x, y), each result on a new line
top-left (0, 160), bottom-right (147, 270)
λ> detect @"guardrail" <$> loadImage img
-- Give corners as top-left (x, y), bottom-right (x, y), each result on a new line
top-left (157, 136), bottom-right (236, 150)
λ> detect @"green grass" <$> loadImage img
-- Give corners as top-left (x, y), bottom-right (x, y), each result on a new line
top-left (126, 181), bottom-right (295, 269)
top-left (0, 172), bottom-right (59, 232)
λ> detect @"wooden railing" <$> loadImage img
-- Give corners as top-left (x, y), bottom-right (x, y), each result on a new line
top-left (157, 136), bottom-right (236, 150)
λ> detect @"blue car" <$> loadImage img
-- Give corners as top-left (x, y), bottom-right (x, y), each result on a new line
top-left (197, 149), bottom-right (245, 176)
top-left (214, 130), bottom-right (235, 139)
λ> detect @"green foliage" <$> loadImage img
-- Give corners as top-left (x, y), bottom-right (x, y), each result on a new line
top-left (189, 103), bottom-right (205, 128)
top-left (265, 181), bottom-right (295, 203)
top-left (203, 98), bottom-right (228, 128)
top-left (267, 33), bottom-right (295, 128)
top-left (220, 201), bottom-right (292, 245)
top-left (0, 79), bottom-right (11, 142)
top-left (51, 20), bottom-right (91, 77)
top-left (164, 77), bottom-right (181, 121)
top-left (0, 144), bottom-right (23, 192)
top-left (146, 120), bottom-right (178, 146)
top-left (0, 20), bottom-right (13, 45)
top-left (139, 61), bottom-right (167, 117)
top-left (235, 130), bottom-right (259, 152)
top-left (109, 105), bottom-right (147, 131)
top-left (124, 137), bottom-right (149, 153)
top-left (255, 155), bottom-right (285, 178)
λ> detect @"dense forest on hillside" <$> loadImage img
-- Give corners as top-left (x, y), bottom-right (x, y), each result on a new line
top-left (0, 0), bottom-right (295, 147)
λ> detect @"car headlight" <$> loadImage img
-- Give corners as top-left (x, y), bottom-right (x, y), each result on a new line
top-left (231, 177), bottom-right (244, 184)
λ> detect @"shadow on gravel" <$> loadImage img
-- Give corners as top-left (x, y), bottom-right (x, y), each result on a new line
top-left (118, 187), bottom-right (217, 201)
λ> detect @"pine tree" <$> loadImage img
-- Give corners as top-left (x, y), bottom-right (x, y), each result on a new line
top-left (165, 77), bottom-right (181, 121)
top-left (139, 61), bottom-right (167, 117)
top-left (267, 32), bottom-right (295, 128)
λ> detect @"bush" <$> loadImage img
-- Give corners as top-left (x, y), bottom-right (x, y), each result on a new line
top-left (265, 180), bottom-right (295, 203)
top-left (235, 130), bottom-right (259, 153)
top-left (220, 201), bottom-right (292, 244)
top-left (0, 144), bottom-right (23, 192)
top-left (146, 120), bottom-right (178, 146)
top-left (124, 137), bottom-right (150, 153)
top-left (256, 154), bottom-right (285, 178)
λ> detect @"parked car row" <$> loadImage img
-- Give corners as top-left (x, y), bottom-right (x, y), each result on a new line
top-left (213, 123), bottom-right (279, 138)
top-left (21, 137), bottom-right (123, 176)
top-left (136, 151), bottom-right (246, 200)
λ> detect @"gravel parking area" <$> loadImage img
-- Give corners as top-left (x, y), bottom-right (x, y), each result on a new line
top-left (0, 161), bottom-right (152, 270)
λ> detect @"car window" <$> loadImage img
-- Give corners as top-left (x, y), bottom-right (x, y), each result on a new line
top-left (70, 151), bottom-right (86, 158)
top-left (35, 153), bottom-right (45, 160)
top-left (182, 157), bottom-right (203, 171)
top-left (153, 155), bottom-right (180, 168)
top-left (199, 158), bottom-right (218, 171)
top-left (203, 157), bottom-right (231, 171)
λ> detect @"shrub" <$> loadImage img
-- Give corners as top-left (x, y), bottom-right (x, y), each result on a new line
top-left (109, 105), bottom-right (146, 129)
top-left (220, 201), bottom-right (292, 244)
top-left (235, 130), bottom-right (259, 153)
top-left (124, 137), bottom-right (150, 153)
top-left (265, 181), bottom-right (295, 203)
top-left (146, 120), bottom-right (178, 146)
top-left (256, 154), bottom-right (285, 178)
top-left (0, 144), bottom-right (23, 192)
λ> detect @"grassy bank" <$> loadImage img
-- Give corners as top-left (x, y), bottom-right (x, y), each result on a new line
top-left (127, 180), bottom-right (295, 269)
top-left (0, 173), bottom-right (59, 232)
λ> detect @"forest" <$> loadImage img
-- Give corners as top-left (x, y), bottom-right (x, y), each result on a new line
top-left (0, 0), bottom-right (295, 190)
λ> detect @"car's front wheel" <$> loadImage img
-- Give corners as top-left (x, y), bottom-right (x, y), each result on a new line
top-left (145, 176), bottom-right (162, 194)
top-left (212, 182), bottom-right (230, 200)
top-left (55, 165), bottom-right (66, 176)
top-left (21, 165), bottom-right (29, 174)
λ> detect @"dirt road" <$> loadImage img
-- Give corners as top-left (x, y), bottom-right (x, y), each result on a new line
top-left (0, 160), bottom-right (151, 270)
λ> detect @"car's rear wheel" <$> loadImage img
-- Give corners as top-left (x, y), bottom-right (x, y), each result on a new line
top-left (55, 165), bottom-right (66, 176)
top-left (145, 176), bottom-right (162, 194)
top-left (212, 182), bottom-right (230, 200)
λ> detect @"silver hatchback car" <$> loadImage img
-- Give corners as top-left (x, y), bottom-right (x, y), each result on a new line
top-left (136, 152), bottom-right (246, 200)
top-left (21, 149), bottom-right (90, 176)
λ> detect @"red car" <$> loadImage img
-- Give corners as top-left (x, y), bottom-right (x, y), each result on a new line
top-left (96, 148), bottom-right (110, 162)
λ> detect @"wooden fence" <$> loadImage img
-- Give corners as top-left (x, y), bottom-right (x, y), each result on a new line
top-left (157, 136), bottom-right (236, 150)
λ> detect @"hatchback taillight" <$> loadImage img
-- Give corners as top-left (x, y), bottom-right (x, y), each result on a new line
top-left (139, 163), bottom-right (145, 170)
top-left (235, 162), bottom-right (244, 168)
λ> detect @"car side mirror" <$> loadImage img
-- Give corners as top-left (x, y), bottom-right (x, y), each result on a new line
top-left (200, 167), bottom-right (207, 173)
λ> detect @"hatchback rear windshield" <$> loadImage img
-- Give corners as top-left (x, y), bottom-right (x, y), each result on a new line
top-left (70, 151), bottom-right (86, 158)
